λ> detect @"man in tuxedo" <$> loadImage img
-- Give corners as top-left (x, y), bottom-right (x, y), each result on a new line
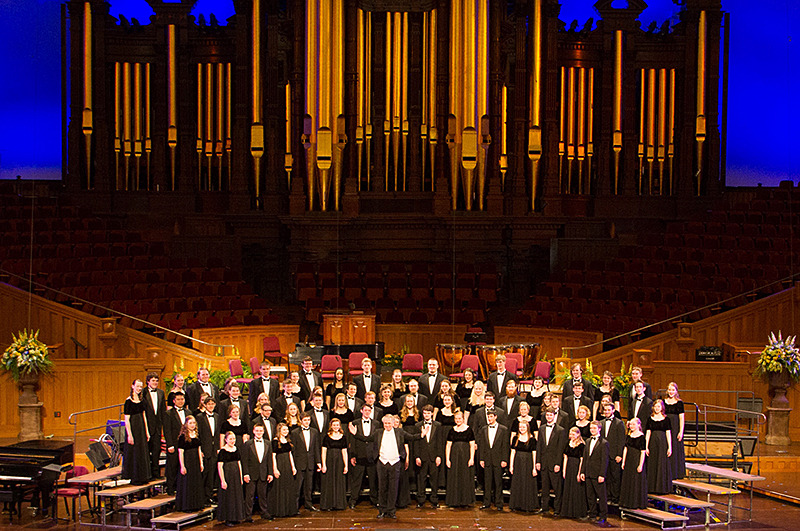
top-left (347, 404), bottom-right (380, 508)
top-left (580, 421), bottom-right (609, 524)
top-left (291, 412), bottom-right (321, 512)
top-left (536, 407), bottom-right (566, 515)
top-left (413, 405), bottom-right (443, 508)
top-left (248, 362), bottom-right (280, 414)
top-left (627, 366), bottom-right (653, 412)
top-left (561, 363), bottom-right (596, 402)
top-left (486, 355), bottom-right (518, 397)
top-left (187, 367), bottom-right (219, 413)
top-left (345, 383), bottom-right (364, 414)
top-left (497, 379), bottom-right (523, 423)
top-left (563, 380), bottom-right (594, 425)
top-left (163, 391), bottom-right (187, 495)
top-left (418, 359), bottom-right (446, 399)
top-left (219, 382), bottom-right (250, 431)
top-left (600, 402), bottom-right (625, 505)
top-left (197, 395), bottom-right (222, 501)
top-left (273, 379), bottom-right (302, 421)
top-left (253, 403), bottom-right (277, 442)
top-left (363, 391), bottom-right (382, 421)
top-left (307, 393), bottom-right (330, 434)
top-left (630, 381), bottom-right (653, 428)
top-left (471, 392), bottom-right (509, 432)
top-left (397, 379), bottom-right (428, 410)
top-left (349, 414), bottom-right (428, 519)
top-left (547, 394), bottom-right (570, 429)
top-left (478, 410), bottom-right (510, 511)
top-left (354, 358), bottom-right (381, 399)
top-left (142, 372), bottom-right (166, 478)
top-left (298, 356), bottom-right (324, 403)
top-left (242, 423), bottom-right (274, 522)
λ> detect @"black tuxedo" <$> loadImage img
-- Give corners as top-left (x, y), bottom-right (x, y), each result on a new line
top-left (291, 427), bottom-right (321, 508)
top-left (536, 422), bottom-right (566, 513)
top-left (253, 416), bottom-right (277, 442)
top-left (186, 381), bottom-right (219, 413)
top-left (197, 411), bottom-right (222, 498)
top-left (248, 376), bottom-right (280, 413)
top-left (478, 423), bottom-right (510, 507)
top-left (273, 393), bottom-right (302, 422)
top-left (563, 394), bottom-right (594, 424)
top-left (347, 418), bottom-right (380, 506)
top-left (219, 398), bottom-right (251, 432)
top-left (418, 373), bottom-right (446, 399)
top-left (242, 437), bottom-right (273, 519)
top-left (562, 377), bottom-right (596, 402)
top-left (542, 407), bottom-right (570, 430)
top-left (298, 370), bottom-right (324, 402)
top-left (413, 419), bottom-right (444, 504)
top-left (396, 393), bottom-right (427, 411)
top-left (353, 373), bottom-right (381, 400)
top-left (163, 406), bottom-right (187, 494)
top-left (486, 371), bottom-right (518, 397)
top-left (143, 387), bottom-right (166, 477)
top-left (497, 395), bottom-right (524, 424)
top-left (308, 407), bottom-right (330, 434)
top-left (345, 395), bottom-right (365, 414)
top-left (470, 406), bottom-right (509, 433)
top-left (581, 436), bottom-right (610, 519)
top-left (600, 415), bottom-right (626, 503)
top-left (627, 381), bottom-right (653, 413)
top-left (630, 395), bottom-right (653, 428)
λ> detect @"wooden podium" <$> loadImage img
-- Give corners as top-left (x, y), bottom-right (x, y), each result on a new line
top-left (322, 313), bottom-right (375, 345)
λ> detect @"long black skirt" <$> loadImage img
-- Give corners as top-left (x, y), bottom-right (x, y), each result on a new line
top-left (647, 431), bottom-right (673, 494)
top-left (269, 452), bottom-right (298, 517)
top-left (509, 451), bottom-right (540, 511)
top-left (217, 461), bottom-right (246, 523)
top-left (620, 449), bottom-right (648, 509)
top-left (320, 450), bottom-right (347, 510)
top-left (445, 441), bottom-right (475, 507)
top-left (560, 455), bottom-right (587, 518)
top-left (175, 448), bottom-right (204, 511)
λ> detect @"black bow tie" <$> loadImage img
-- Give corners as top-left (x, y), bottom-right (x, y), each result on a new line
top-left (175, 408), bottom-right (184, 412)
top-left (255, 438), bottom-right (263, 442)
top-left (305, 371), bottom-right (313, 376)
top-left (546, 424), bottom-right (554, 428)
top-left (497, 372), bottom-right (505, 377)
top-left (302, 427), bottom-right (310, 431)
top-left (592, 436), bottom-right (599, 441)
top-left (637, 397), bottom-right (643, 401)
top-left (363, 420), bottom-right (370, 424)
top-left (207, 414), bottom-right (214, 418)
top-left (425, 422), bottom-right (432, 426)
top-left (489, 424), bottom-right (497, 429)
top-left (150, 389), bottom-right (157, 392)
top-left (314, 408), bottom-right (322, 412)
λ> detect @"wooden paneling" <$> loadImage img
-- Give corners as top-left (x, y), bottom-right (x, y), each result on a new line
top-left (190, 325), bottom-right (300, 361)
top-left (494, 327), bottom-right (603, 359)
top-left (322, 314), bottom-right (375, 344)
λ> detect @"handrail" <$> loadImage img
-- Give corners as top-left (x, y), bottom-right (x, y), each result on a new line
top-left (695, 401), bottom-right (766, 476)
top-left (68, 403), bottom-right (125, 451)
top-left (0, 269), bottom-right (236, 353)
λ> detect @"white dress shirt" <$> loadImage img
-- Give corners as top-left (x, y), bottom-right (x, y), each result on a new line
top-left (378, 429), bottom-right (401, 465)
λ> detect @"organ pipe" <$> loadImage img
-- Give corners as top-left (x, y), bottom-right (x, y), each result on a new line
top-left (167, 25), bottom-right (177, 190)
top-left (528, 0), bottom-right (542, 206)
top-left (612, 30), bottom-right (623, 194)
top-left (696, 10), bottom-right (707, 195)
top-left (82, 1), bottom-right (93, 188)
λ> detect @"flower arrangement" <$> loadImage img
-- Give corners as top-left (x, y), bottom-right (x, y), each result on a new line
top-left (754, 332), bottom-right (800, 383)
top-left (383, 345), bottom-right (407, 369)
top-left (2, 329), bottom-right (54, 382)
top-left (613, 361), bottom-right (634, 394)
top-left (555, 358), bottom-right (601, 386)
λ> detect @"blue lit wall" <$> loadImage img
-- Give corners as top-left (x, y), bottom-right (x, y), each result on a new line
top-left (0, 0), bottom-right (797, 185)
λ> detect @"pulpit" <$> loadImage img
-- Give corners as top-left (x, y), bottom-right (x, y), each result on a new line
top-left (322, 313), bottom-right (375, 345)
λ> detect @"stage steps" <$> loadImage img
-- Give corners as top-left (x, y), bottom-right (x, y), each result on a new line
top-left (123, 493), bottom-right (175, 529)
top-left (620, 507), bottom-right (689, 529)
top-left (650, 494), bottom-right (714, 527)
top-left (150, 507), bottom-right (215, 530)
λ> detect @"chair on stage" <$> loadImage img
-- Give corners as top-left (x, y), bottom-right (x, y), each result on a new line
top-left (449, 354), bottom-right (481, 381)
top-left (56, 465), bottom-right (92, 521)
top-left (249, 356), bottom-right (261, 376)
top-left (229, 358), bottom-right (253, 386)
top-left (348, 352), bottom-right (369, 378)
top-left (505, 352), bottom-right (525, 378)
top-left (401, 353), bottom-right (424, 378)
top-left (262, 336), bottom-right (287, 368)
top-left (520, 360), bottom-right (552, 391)
top-left (321, 354), bottom-right (343, 380)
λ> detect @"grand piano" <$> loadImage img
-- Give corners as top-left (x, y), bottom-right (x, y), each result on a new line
top-left (0, 439), bottom-right (74, 520)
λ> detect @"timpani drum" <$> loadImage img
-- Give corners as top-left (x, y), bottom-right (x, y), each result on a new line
top-left (436, 344), bottom-right (467, 373)
top-left (476, 344), bottom-right (507, 373)
top-left (506, 343), bottom-right (542, 377)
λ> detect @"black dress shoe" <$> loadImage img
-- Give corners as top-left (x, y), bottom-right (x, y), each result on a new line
top-left (306, 505), bottom-right (320, 512)
top-left (596, 517), bottom-right (607, 525)
top-left (261, 514), bottom-right (273, 521)
top-left (386, 512), bottom-right (397, 519)
top-left (480, 504), bottom-right (491, 510)
top-left (532, 508), bottom-right (543, 514)
top-left (416, 502), bottom-right (425, 508)
top-left (348, 503), bottom-right (357, 509)
top-left (495, 506), bottom-right (504, 512)
top-left (244, 517), bottom-right (254, 522)
top-left (376, 512), bottom-right (384, 519)
top-left (431, 502), bottom-right (439, 508)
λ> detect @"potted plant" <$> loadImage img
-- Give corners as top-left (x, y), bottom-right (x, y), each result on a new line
top-left (754, 331), bottom-right (800, 408)
top-left (2, 329), bottom-right (53, 440)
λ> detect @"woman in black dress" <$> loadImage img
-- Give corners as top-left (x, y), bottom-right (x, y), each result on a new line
top-left (377, 384), bottom-right (399, 420)
top-left (525, 376), bottom-right (546, 427)
top-left (220, 404), bottom-right (249, 451)
top-left (270, 423), bottom-right (298, 517)
top-left (664, 382), bottom-right (686, 480)
top-left (445, 410), bottom-right (476, 507)
top-left (399, 394), bottom-right (420, 429)
top-left (433, 380), bottom-right (454, 411)
top-left (330, 393), bottom-right (354, 426)
top-left (620, 418), bottom-right (648, 509)
top-left (217, 431), bottom-right (245, 526)
top-left (593, 371), bottom-right (621, 419)
top-left (464, 380), bottom-right (486, 425)
top-left (123, 379), bottom-right (151, 485)
top-left (390, 369), bottom-right (407, 401)
top-left (320, 418), bottom-right (348, 510)
top-left (167, 373), bottom-right (186, 409)
top-left (509, 420), bottom-right (539, 512)
top-left (435, 393), bottom-right (457, 428)
top-left (646, 399), bottom-right (673, 494)
top-left (325, 368), bottom-right (347, 409)
top-left (251, 392), bottom-right (270, 422)
top-left (284, 402), bottom-right (301, 433)
top-left (455, 368), bottom-right (478, 410)
top-left (560, 427), bottom-right (588, 519)
top-left (510, 401), bottom-right (535, 441)
top-left (573, 405), bottom-right (592, 439)
top-left (176, 416), bottom-right (204, 511)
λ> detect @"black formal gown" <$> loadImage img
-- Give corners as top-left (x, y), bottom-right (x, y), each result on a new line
top-left (437, 411), bottom-right (456, 428)
top-left (445, 427), bottom-right (476, 507)
top-left (175, 435), bottom-right (204, 511)
top-left (594, 387), bottom-right (620, 407)
top-left (397, 414), bottom-right (419, 508)
top-left (220, 420), bottom-right (248, 450)
top-left (456, 384), bottom-right (474, 410)
top-left (574, 421), bottom-right (592, 439)
top-left (270, 440), bottom-right (298, 517)
top-left (526, 392), bottom-right (545, 423)
top-left (646, 417), bottom-right (673, 494)
top-left (376, 401), bottom-right (398, 420)
top-left (560, 443), bottom-right (588, 518)
top-left (320, 435), bottom-right (348, 510)
top-left (325, 383), bottom-right (346, 403)
top-left (216, 448), bottom-right (245, 523)
top-left (509, 438), bottom-right (540, 512)
top-left (331, 408), bottom-right (354, 426)
top-left (122, 399), bottom-right (151, 485)
top-left (620, 435), bottom-right (648, 509)
top-left (664, 401), bottom-right (686, 480)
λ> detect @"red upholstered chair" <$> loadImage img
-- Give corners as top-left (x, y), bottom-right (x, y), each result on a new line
top-left (401, 353), bottom-right (424, 378)
top-left (520, 360), bottom-right (552, 391)
top-left (348, 352), bottom-right (369, 378)
top-left (262, 336), bottom-right (287, 368)
top-left (321, 354), bottom-right (343, 380)
top-left (229, 358), bottom-right (253, 385)
top-left (504, 357), bottom-right (519, 379)
top-left (449, 354), bottom-right (481, 380)
top-left (56, 465), bottom-right (92, 521)
top-left (505, 352), bottom-right (525, 378)
top-left (249, 356), bottom-right (261, 376)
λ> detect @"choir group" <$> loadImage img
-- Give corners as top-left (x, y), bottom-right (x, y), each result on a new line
top-left (120, 356), bottom-right (686, 526)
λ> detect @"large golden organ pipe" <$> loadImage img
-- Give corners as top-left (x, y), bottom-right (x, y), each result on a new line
top-left (646, 68), bottom-right (656, 194)
top-left (167, 24), bottom-right (177, 190)
top-left (612, 30), bottom-right (623, 194)
top-left (637, 68), bottom-right (676, 196)
top-left (251, 0), bottom-right (264, 201)
top-left (528, 0), bottom-right (542, 207)
top-left (196, 63), bottom-right (203, 189)
top-left (114, 62), bottom-right (121, 190)
top-left (356, 8), bottom-right (365, 191)
top-left (558, 66), bottom-right (565, 192)
top-left (657, 68), bottom-right (667, 195)
top-left (637, 69), bottom-right (645, 194)
top-left (695, 10), bottom-right (707, 195)
top-left (144, 63), bottom-right (151, 190)
top-left (134, 62), bottom-right (142, 190)
top-left (123, 61), bottom-right (131, 191)
top-left (82, 1), bottom-right (92, 188)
